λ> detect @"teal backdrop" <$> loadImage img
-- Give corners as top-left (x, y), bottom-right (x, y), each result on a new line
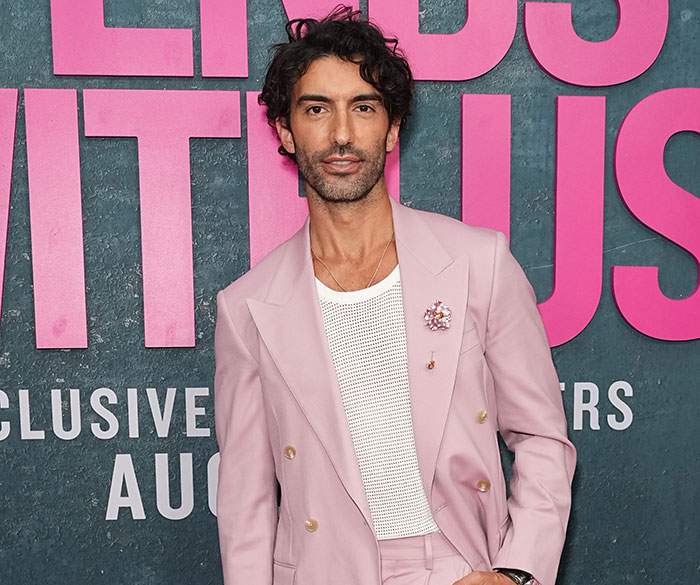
top-left (1, 1), bottom-right (699, 584)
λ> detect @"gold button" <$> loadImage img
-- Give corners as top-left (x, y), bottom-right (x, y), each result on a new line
top-left (477, 410), bottom-right (488, 424)
top-left (476, 480), bottom-right (490, 492)
top-left (304, 518), bottom-right (318, 532)
top-left (426, 360), bottom-right (435, 370)
top-left (283, 446), bottom-right (296, 460)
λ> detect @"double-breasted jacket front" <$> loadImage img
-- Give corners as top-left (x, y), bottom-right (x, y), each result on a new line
top-left (214, 198), bottom-right (576, 585)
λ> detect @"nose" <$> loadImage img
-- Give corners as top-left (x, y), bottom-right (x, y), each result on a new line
top-left (330, 109), bottom-right (352, 146)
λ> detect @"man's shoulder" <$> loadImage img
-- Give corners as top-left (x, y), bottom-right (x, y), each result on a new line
top-left (217, 233), bottom-right (294, 309)
top-left (405, 203), bottom-right (503, 254)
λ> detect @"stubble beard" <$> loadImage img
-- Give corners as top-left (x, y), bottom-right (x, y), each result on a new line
top-left (294, 141), bottom-right (387, 204)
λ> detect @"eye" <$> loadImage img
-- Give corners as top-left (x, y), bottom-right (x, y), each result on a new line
top-left (356, 104), bottom-right (376, 113)
top-left (306, 105), bottom-right (325, 115)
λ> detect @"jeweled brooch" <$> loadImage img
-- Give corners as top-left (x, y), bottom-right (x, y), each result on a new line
top-left (424, 300), bottom-right (451, 331)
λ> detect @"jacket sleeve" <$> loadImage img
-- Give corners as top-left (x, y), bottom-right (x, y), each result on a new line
top-left (214, 291), bottom-right (277, 585)
top-left (485, 233), bottom-right (577, 585)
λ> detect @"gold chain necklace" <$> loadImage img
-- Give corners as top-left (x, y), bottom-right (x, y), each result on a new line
top-left (311, 231), bottom-right (395, 292)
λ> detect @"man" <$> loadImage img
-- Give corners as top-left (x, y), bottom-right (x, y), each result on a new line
top-left (214, 7), bottom-right (576, 585)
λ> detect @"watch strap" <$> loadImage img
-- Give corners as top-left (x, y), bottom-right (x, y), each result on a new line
top-left (495, 568), bottom-right (534, 585)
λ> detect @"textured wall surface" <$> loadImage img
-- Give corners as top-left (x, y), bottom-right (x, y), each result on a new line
top-left (0, 1), bottom-right (699, 584)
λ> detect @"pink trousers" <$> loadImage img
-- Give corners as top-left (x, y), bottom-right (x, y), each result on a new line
top-left (379, 532), bottom-right (473, 585)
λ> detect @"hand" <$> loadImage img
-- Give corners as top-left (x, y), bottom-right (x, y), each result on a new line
top-left (453, 571), bottom-right (516, 585)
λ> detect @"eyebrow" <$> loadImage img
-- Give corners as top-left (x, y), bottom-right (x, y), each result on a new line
top-left (296, 93), bottom-right (384, 106)
top-left (351, 93), bottom-right (383, 104)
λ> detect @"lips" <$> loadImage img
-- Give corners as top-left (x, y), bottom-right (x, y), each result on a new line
top-left (322, 156), bottom-right (361, 173)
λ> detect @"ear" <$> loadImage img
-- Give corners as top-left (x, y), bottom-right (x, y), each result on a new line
top-left (385, 118), bottom-right (400, 153)
top-left (275, 117), bottom-right (296, 155)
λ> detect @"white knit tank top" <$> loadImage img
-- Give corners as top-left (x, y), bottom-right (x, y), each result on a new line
top-left (316, 265), bottom-right (439, 540)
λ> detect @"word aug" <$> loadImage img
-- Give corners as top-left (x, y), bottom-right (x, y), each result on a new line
top-left (1, 88), bottom-right (698, 350)
top-left (106, 452), bottom-right (219, 521)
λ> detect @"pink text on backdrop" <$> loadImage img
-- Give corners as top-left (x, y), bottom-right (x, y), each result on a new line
top-left (25, 89), bottom-right (88, 349)
top-left (613, 88), bottom-right (700, 341)
top-left (0, 89), bottom-right (18, 331)
top-left (83, 90), bottom-right (241, 347)
top-left (2, 89), bottom-right (698, 347)
top-left (50, 0), bottom-right (347, 78)
top-left (48, 0), bottom-right (667, 86)
top-left (461, 94), bottom-right (511, 240)
top-left (246, 92), bottom-right (306, 267)
top-left (50, 0), bottom-right (248, 77)
top-left (537, 96), bottom-right (605, 346)
top-left (200, 0), bottom-right (248, 77)
top-left (524, 0), bottom-right (668, 87)
top-left (282, 0), bottom-right (359, 20)
top-left (246, 91), bottom-right (401, 267)
top-left (462, 94), bottom-right (605, 346)
top-left (368, 0), bottom-right (517, 81)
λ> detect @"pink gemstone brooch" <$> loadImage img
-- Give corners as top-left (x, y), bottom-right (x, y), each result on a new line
top-left (424, 300), bottom-right (451, 331)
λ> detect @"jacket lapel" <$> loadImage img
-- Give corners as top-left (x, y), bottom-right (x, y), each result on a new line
top-left (390, 198), bottom-right (470, 499)
top-left (245, 221), bottom-right (373, 525)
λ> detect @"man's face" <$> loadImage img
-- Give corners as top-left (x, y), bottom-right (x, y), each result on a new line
top-left (276, 56), bottom-right (400, 204)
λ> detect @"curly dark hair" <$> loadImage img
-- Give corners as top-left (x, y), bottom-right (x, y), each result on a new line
top-left (259, 5), bottom-right (414, 159)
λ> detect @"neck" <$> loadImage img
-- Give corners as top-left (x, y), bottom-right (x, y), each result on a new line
top-left (307, 178), bottom-right (394, 261)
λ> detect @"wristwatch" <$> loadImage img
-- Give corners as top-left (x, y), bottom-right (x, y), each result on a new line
top-left (495, 568), bottom-right (534, 585)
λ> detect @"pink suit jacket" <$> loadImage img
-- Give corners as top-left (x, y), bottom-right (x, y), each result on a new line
top-left (214, 197), bottom-right (576, 585)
